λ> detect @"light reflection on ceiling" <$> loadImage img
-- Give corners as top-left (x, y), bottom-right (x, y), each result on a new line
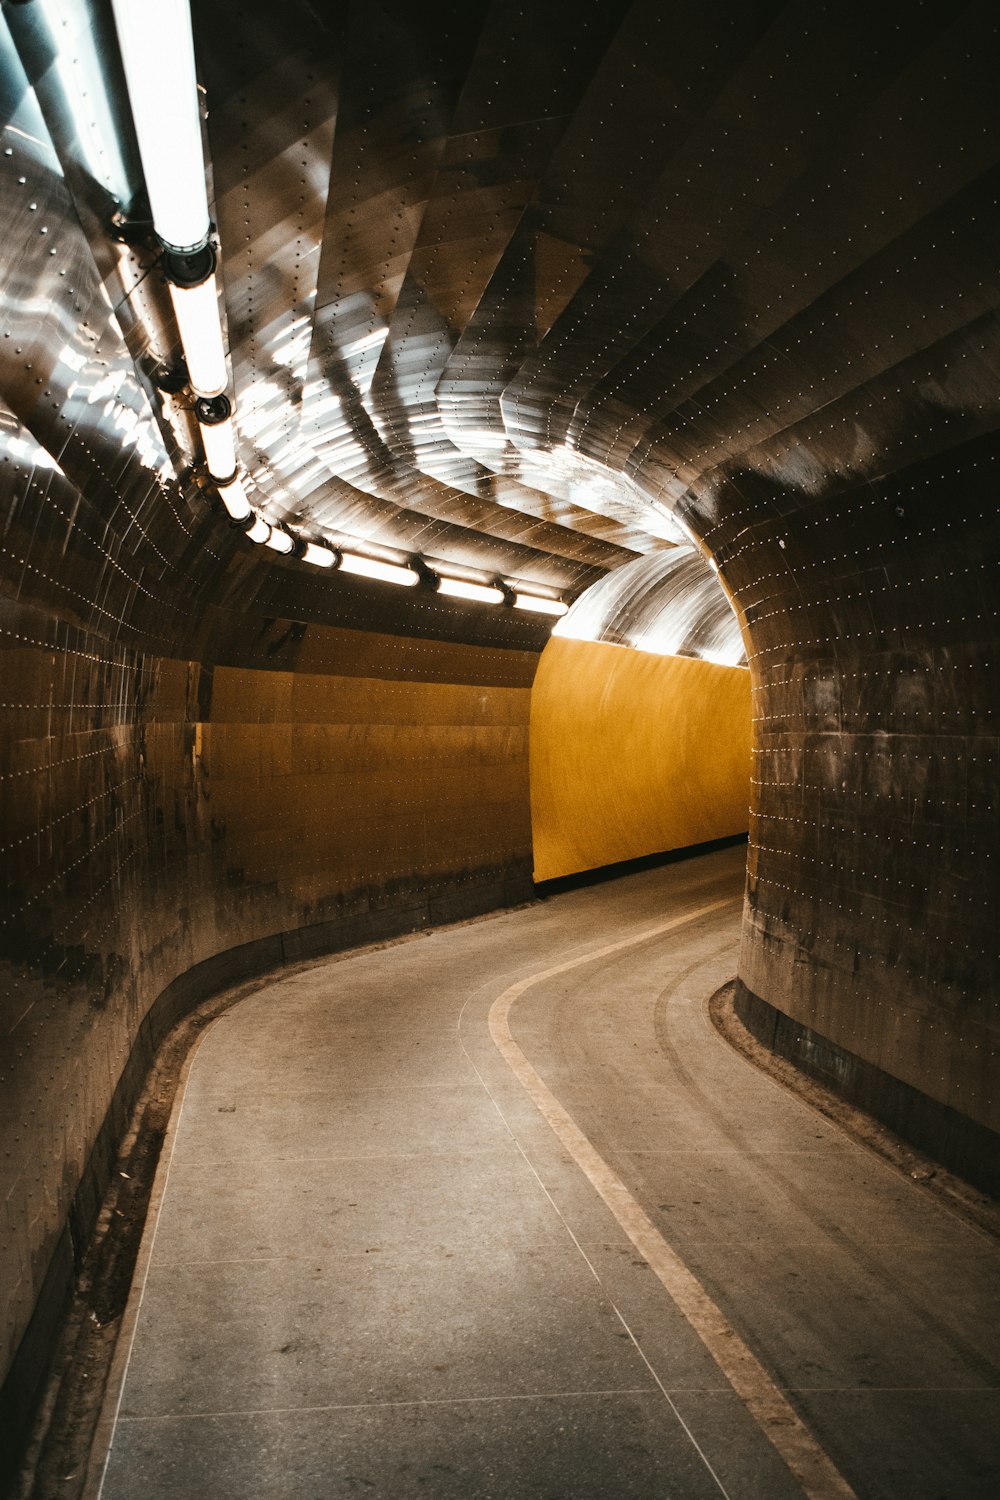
top-left (554, 547), bottom-right (746, 667)
top-left (0, 0), bottom-right (771, 652)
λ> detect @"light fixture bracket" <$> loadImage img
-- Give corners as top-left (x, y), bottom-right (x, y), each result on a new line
top-left (150, 364), bottom-right (188, 395)
top-left (109, 211), bottom-right (157, 250)
top-left (194, 393), bottom-right (231, 426)
top-left (162, 240), bottom-right (216, 290)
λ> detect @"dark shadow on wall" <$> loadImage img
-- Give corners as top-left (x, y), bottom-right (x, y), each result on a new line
top-left (734, 981), bottom-right (1000, 1199)
top-left (533, 832), bottom-right (748, 897)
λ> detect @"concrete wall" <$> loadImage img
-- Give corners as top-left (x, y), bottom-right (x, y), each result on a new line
top-left (0, 612), bottom-right (536, 1472)
top-left (530, 637), bottom-right (751, 882)
top-left (719, 446), bottom-right (1000, 1190)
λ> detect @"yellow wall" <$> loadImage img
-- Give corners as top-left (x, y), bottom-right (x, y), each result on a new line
top-left (530, 637), bottom-right (752, 881)
top-left (203, 661), bottom-right (533, 907)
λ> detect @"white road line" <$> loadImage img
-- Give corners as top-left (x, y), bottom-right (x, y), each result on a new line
top-left (488, 895), bottom-right (859, 1500)
top-left (108, 1387), bottom-right (661, 1422)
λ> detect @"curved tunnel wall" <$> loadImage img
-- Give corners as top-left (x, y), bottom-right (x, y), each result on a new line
top-left (530, 637), bottom-right (751, 882)
top-left (1, 604), bottom-right (539, 1468)
top-left (3, 0), bottom-right (1000, 1481)
top-left (726, 449), bottom-right (1000, 1186)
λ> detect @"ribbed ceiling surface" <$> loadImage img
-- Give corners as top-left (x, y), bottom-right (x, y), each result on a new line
top-left (181, 0), bottom-right (998, 613)
top-left (195, 0), bottom-right (694, 595)
top-left (3, 0), bottom-right (997, 649)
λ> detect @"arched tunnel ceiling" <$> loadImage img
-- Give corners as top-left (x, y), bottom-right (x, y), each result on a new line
top-left (194, 0), bottom-right (1000, 608)
top-left (2, 0), bottom-right (998, 655)
top-left (194, 0), bottom-right (697, 591)
top-left (554, 546), bottom-right (747, 667)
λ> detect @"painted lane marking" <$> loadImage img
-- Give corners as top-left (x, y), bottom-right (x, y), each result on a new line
top-left (488, 896), bottom-right (858, 1500)
top-left (107, 1387), bottom-right (661, 1422)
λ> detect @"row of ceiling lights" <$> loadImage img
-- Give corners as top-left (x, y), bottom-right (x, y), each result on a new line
top-left (109, 0), bottom-right (566, 618)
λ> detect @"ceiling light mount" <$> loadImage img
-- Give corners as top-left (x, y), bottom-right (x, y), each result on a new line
top-left (108, 210), bottom-right (157, 250)
top-left (150, 363), bottom-right (189, 395)
top-left (194, 393), bottom-right (231, 426)
top-left (161, 240), bottom-right (216, 291)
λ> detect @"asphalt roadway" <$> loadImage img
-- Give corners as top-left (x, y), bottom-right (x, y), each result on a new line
top-left (90, 845), bottom-right (1000, 1498)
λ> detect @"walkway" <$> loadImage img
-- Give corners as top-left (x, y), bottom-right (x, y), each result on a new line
top-left (92, 847), bottom-right (1000, 1497)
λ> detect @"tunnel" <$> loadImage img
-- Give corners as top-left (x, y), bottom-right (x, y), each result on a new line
top-left (1, 1), bottom-right (998, 1496)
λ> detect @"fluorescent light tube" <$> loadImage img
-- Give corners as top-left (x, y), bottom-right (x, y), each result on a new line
top-left (339, 552), bottom-right (418, 587)
top-left (244, 516), bottom-right (270, 544)
top-left (111, 0), bottom-right (210, 252)
top-left (513, 593), bottom-right (568, 617)
top-left (302, 542), bottom-right (336, 568)
top-left (216, 473), bottom-right (251, 521)
top-left (264, 527), bottom-right (295, 554)
top-left (168, 278), bottom-right (228, 396)
top-left (437, 577), bottom-right (504, 605)
top-left (200, 414), bottom-right (237, 479)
